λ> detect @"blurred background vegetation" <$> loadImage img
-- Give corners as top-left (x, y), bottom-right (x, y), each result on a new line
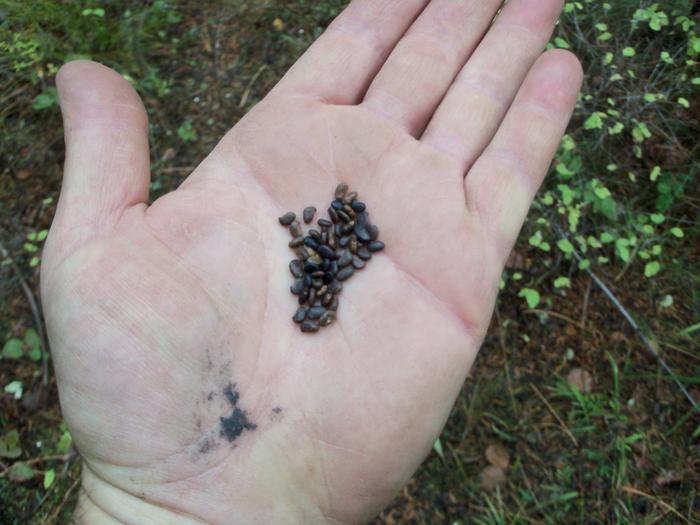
top-left (1, 1), bottom-right (698, 523)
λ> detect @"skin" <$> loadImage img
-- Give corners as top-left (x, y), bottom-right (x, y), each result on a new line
top-left (41, 0), bottom-right (582, 523)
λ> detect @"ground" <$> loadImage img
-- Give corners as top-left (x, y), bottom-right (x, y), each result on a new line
top-left (1, 1), bottom-right (699, 523)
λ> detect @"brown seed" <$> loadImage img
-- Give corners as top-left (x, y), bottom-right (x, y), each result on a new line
top-left (290, 221), bottom-right (303, 238)
top-left (357, 246), bottom-right (372, 260)
top-left (317, 245), bottom-right (335, 260)
top-left (289, 236), bottom-right (304, 248)
top-left (337, 210), bottom-right (351, 223)
top-left (318, 218), bottom-right (333, 228)
top-left (341, 222), bottom-right (355, 234)
top-left (328, 207), bottom-right (339, 223)
top-left (303, 207), bottom-right (316, 224)
top-left (312, 279), bottom-right (323, 289)
top-left (328, 280), bottom-right (343, 294)
top-left (290, 279), bottom-right (304, 295)
top-left (297, 247), bottom-right (310, 260)
top-left (321, 231), bottom-right (328, 244)
top-left (335, 182), bottom-right (349, 199)
top-left (299, 289), bottom-right (310, 304)
top-left (352, 255), bottom-right (365, 270)
top-left (327, 234), bottom-right (336, 249)
top-left (344, 191), bottom-right (358, 203)
top-left (311, 270), bottom-right (325, 278)
top-left (337, 250), bottom-right (353, 268)
top-left (308, 306), bottom-right (326, 320)
top-left (329, 295), bottom-right (339, 311)
top-left (308, 288), bottom-right (317, 304)
top-left (293, 307), bottom-right (308, 323)
top-left (290, 259), bottom-right (303, 278)
top-left (301, 320), bottom-right (320, 333)
top-left (318, 285), bottom-right (328, 296)
top-left (308, 253), bottom-right (323, 265)
top-left (319, 310), bottom-right (336, 327)
top-left (279, 212), bottom-right (296, 226)
top-left (349, 237), bottom-right (358, 253)
top-left (322, 292), bottom-right (333, 307)
top-left (337, 266), bottom-right (354, 281)
top-left (309, 229), bottom-right (322, 241)
top-left (338, 235), bottom-right (351, 247)
top-left (343, 204), bottom-right (355, 216)
top-left (367, 241), bottom-right (385, 252)
top-left (368, 224), bottom-right (379, 241)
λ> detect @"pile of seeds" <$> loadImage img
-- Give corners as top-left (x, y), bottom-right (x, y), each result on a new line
top-left (278, 183), bottom-right (385, 333)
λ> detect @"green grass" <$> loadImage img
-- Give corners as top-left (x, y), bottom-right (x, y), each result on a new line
top-left (1, 1), bottom-right (699, 523)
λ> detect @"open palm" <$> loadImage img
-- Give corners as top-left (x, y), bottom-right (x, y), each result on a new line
top-left (41, 0), bottom-right (581, 523)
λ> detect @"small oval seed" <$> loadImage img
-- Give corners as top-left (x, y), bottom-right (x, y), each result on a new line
top-left (289, 236), bottom-right (304, 248)
top-left (303, 207), bottom-right (316, 224)
top-left (368, 224), bottom-right (379, 241)
top-left (318, 218), bottom-right (332, 228)
top-left (337, 210), bottom-right (351, 223)
top-left (322, 292), bottom-right (333, 307)
top-left (335, 183), bottom-right (349, 199)
top-left (344, 191), bottom-right (358, 203)
top-left (367, 241), bottom-right (385, 252)
top-left (352, 256), bottom-right (365, 270)
top-left (328, 207), bottom-right (339, 223)
top-left (357, 246), bottom-right (372, 261)
top-left (317, 245), bottom-right (335, 259)
top-left (337, 250), bottom-right (353, 268)
top-left (297, 247), bottom-right (310, 260)
top-left (336, 266), bottom-right (354, 281)
top-left (308, 306), bottom-right (326, 320)
top-left (308, 288), bottom-right (316, 305)
top-left (301, 320), bottom-right (320, 333)
top-left (279, 212), bottom-right (296, 226)
top-left (303, 236), bottom-right (319, 250)
top-left (290, 279), bottom-right (304, 295)
top-left (351, 201), bottom-right (366, 212)
top-left (290, 260), bottom-right (304, 278)
top-left (293, 307), bottom-right (308, 323)
top-left (319, 310), bottom-right (336, 327)
top-left (290, 221), bottom-right (303, 238)
top-left (328, 280), bottom-right (343, 294)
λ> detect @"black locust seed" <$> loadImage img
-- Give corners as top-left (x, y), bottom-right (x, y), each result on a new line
top-left (289, 236), bottom-right (304, 248)
top-left (322, 293), bottom-right (333, 307)
top-left (298, 289), bottom-right (310, 304)
top-left (352, 256), bottom-right (365, 270)
top-left (335, 182), bottom-right (349, 199)
top-left (320, 310), bottom-right (336, 327)
top-left (338, 250), bottom-right (353, 268)
top-left (279, 212), bottom-right (296, 226)
top-left (331, 199), bottom-right (344, 211)
top-left (339, 236), bottom-right (351, 247)
top-left (303, 236), bottom-right (319, 250)
top-left (351, 201), bottom-right (366, 212)
top-left (318, 285), bottom-right (328, 296)
top-left (290, 260), bottom-right (303, 278)
top-left (308, 288), bottom-right (317, 305)
top-left (367, 241), bottom-right (385, 252)
top-left (303, 207), bottom-right (316, 224)
top-left (291, 279), bottom-right (304, 295)
top-left (337, 210), bottom-right (351, 223)
top-left (309, 229), bottom-right (322, 241)
top-left (297, 247), bottom-right (310, 260)
top-left (304, 261), bottom-right (320, 273)
top-left (329, 295), bottom-right (339, 311)
top-left (293, 307), bottom-right (308, 323)
top-left (344, 191), bottom-right (358, 203)
top-left (290, 221), bottom-right (303, 238)
top-left (318, 218), bottom-right (332, 228)
top-left (328, 207), bottom-right (339, 223)
top-left (368, 224), bottom-right (379, 241)
top-left (357, 246), bottom-right (372, 261)
top-left (336, 266), bottom-right (354, 281)
top-left (303, 273), bottom-right (312, 287)
top-left (328, 280), bottom-right (343, 294)
top-left (301, 321), bottom-right (320, 333)
top-left (308, 306), bottom-right (326, 320)
top-left (317, 245), bottom-right (335, 260)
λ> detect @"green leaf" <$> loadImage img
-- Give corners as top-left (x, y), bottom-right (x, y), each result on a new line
top-left (584, 112), bottom-right (605, 130)
top-left (32, 88), bottom-right (58, 110)
top-left (2, 339), bottom-right (23, 359)
top-left (608, 122), bottom-right (624, 135)
top-left (622, 47), bottom-right (636, 57)
top-left (529, 231), bottom-right (543, 247)
top-left (433, 437), bottom-right (445, 462)
top-left (0, 430), bottom-right (22, 459)
top-left (616, 239), bottom-right (631, 262)
top-left (659, 295), bottom-right (673, 308)
top-left (650, 213), bottom-right (665, 224)
top-left (24, 329), bottom-right (40, 350)
top-left (670, 227), bottom-right (684, 238)
top-left (57, 431), bottom-right (72, 454)
top-left (43, 469), bottom-right (56, 489)
top-left (554, 37), bottom-right (569, 49)
top-left (578, 259), bottom-right (591, 270)
top-left (5, 380), bottom-right (23, 400)
top-left (557, 239), bottom-right (575, 254)
top-left (678, 97), bottom-right (690, 108)
top-left (23, 243), bottom-right (38, 253)
top-left (37, 230), bottom-right (48, 242)
top-left (650, 166), bottom-right (661, 181)
top-left (600, 232), bottom-right (614, 243)
top-left (518, 288), bottom-right (541, 309)
top-left (28, 347), bottom-right (42, 362)
top-left (554, 277), bottom-right (571, 289)
top-left (644, 261), bottom-right (661, 278)
top-left (8, 462), bottom-right (35, 483)
top-left (679, 323), bottom-right (700, 337)
top-left (29, 256), bottom-right (40, 268)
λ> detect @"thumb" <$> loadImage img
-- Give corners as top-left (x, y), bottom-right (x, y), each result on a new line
top-left (52, 60), bottom-right (150, 247)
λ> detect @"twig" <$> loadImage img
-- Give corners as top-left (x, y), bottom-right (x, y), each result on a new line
top-left (553, 225), bottom-right (700, 417)
top-left (622, 486), bottom-right (691, 524)
top-left (523, 309), bottom-right (601, 337)
top-left (43, 475), bottom-right (80, 525)
top-left (530, 384), bottom-right (579, 447)
top-left (239, 64), bottom-right (267, 108)
top-left (0, 236), bottom-right (50, 387)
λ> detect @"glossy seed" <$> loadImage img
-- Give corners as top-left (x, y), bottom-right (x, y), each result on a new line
top-left (319, 310), bottom-right (336, 327)
top-left (308, 253), bottom-right (323, 265)
top-left (290, 279), bottom-right (304, 295)
top-left (303, 273), bottom-right (312, 287)
top-left (368, 224), bottom-right (379, 241)
top-left (308, 288), bottom-right (317, 304)
top-left (317, 245), bottom-right (335, 260)
top-left (329, 261), bottom-right (338, 275)
top-left (331, 199), bottom-right (344, 211)
top-left (327, 234), bottom-right (336, 248)
top-left (290, 221), bottom-right (303, 238)
top-left (308, 306), bottom-right (326, 320)
top-left (293, 307), bottom-right (308, 323)
top-left (321, 231), bottom-right (328, 244)
top-left (304, 261), bottom-right (320, 273)
top-left (303, 207), bottom-right (316, 224)
top-left (318, 218), bottom-right (332, 228)
top-left (335, 183), bottom-right (349, 199)
top-left (328, 280), bottom-right (343, 294)
top-left (322, 258), bottom-right (330, 271)
top-left (338, 235), bottom-right (351, 247)
top-left (279, 212), bottom-right (296, 226)
top-left (312, 279), bottom-right (323, 289)
top-left (309, 229), bottom-right (322, 241)
top-left (323, 271), bottom-right (334, 283)
top-left (338, 250), bottom-right (353, 268)
top-left (367, 241), bottom-right (385, 252)
top-left (337, 266), bottom-right (354, 281)
top-left (303, 236), bottom-right (319, 250)
top-left (318, 285), bottom-right (328, 296)
top-left (344, 191), bottom-right (358, 203)
top-left (297, 247), bottom-right (310, 260)
top-left (337, 210), bottom-right (351, 223)
top-left (289, 236), bottom-right (304, 248)
top-left (334, 223), bottom-right (344, 237)
top-left (352, 256), bottom-right (365, 270)
top-left (290, 260), bottom-right (304, 278)
top-left (328, 207), bottom-right (339, 223)
top-left (311, 270), bottom-right (325, 279)
top-left (357, 246), bottom-right (372, 261)
top-left (349, 237), bottom-right (358, 254)
top-left (329, 295), bottom-right (339, 311)
top-left (322, 292), bottom-right (333, 307)
top-left (341, 222), bottom-right (355, 234)
top-left (351, 201), bottom-right (366, 212)
top-left (299, 289), bottom-right (309, 304)
top-left (301, 320), bottom-right (320, 333)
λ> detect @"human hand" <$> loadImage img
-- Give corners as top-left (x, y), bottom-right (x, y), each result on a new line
top-left (41, 0), bottom-right (582, 523)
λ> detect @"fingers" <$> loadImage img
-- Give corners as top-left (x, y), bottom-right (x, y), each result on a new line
top-left (272, 0), bottom-right (430, 104)
top-left (422, 0), bottom-right (565, 170)
top-left (53, 60), bottom-right (150, 236)
top-left (362, 0), bottom-right (502, 136)
top-left (464, 50), bottom-right (582, 263)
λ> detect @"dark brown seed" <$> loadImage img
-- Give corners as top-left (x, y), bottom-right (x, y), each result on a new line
top-left (335, 182), bottom-right (349, 199)
top-left (303, 273), bottom-right (312, 287)
top-left (349, 237), bottom-right (358, 253)
top-left (352, 255), bottom-right (365, 270)
top-left (301, 320), bottom-right (320, 333)
top-left (351, 201), bottom-right (366, 212)
top-left (320, 231), bottom-right (328, 244)
top-left (290, 221), bottom-right (303, 238)
top-left (331, 199), bottom-right (344, 211)
top-left (328, 207), bottom-right (339, 223)
top-left (304, 261), bottom-right (320, 273)
top-left (357, 246), bottom-right (372, 260)
top-left (279, 212), bottom-right (296, 226)
top-left (337, 266), bottom-right (354, 281)
top-left (318, 218), bottom-right (333, 228)
top-left (343, 203), bottom-right (355, 214)
top-left (368, 224), bottom-right (379, 241)
top-left (329, 261), bottom-right (338, 276)
top-left (334, 223), bottom-right (344, 238)
top-left (303, 207), bottom-right (316, 224)
top-left (309, 229), bottom-right (322, 241)
top-left (290, 259), bottom-right (304, 278)
top-left (344, 191), bottom-right (358, 203)
top-left (318, 285), bottom-right (328, 296)
top-left (308, 306), bottom-right (326, 320)
top-left (337, 250), bottom-right (353, 268)
top-left (337, 210), bottom-right (351, 223)
top-left (311, 270), bottom-right (325, 279)
top-left (367, 241), bottom-right (385, 252)
top-left (354, 211), bottom-right (372, 242)
top-left (290, 279), bottom-right (304, 295)
top-left (308, 288), bottom-right (317, 305)
top-left (338, 235), bottom-right (351, 247)
top-left (299, 289), bottom-right (310, 304)
top-left (328, 280), bottom-right (343, 294)
top-left (327, 234), bottom-right (336, 249)
top-left (304, 236), bottom-right (319, 250)
top-left (312, 279), bottom-right (323, 290)
top-left (329, 295), bottom-right (339, 311)
top-left (317, 245), bottom-right (335, 260)
top-left (322, 292), bottom-right (333, 307)
top-left (319, 310), bottom-right (336, 327)
top-left (293, 307), bottom-right (308, 323)
top-left (341, 222), bottom-right (355, 234)
top-left (297, 247), bottom-right (310, 260)
top-left (289, 236), bottom-right (304, 248)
